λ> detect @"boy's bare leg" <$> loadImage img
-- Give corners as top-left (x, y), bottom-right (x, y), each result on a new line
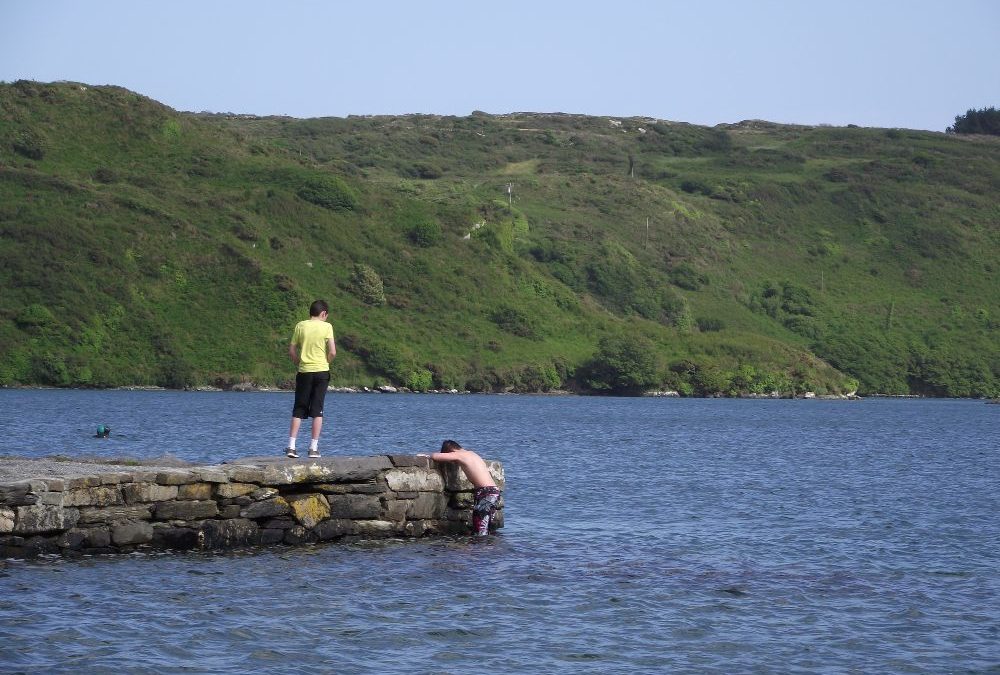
top-left (307, 417), bottom-right (324, 456)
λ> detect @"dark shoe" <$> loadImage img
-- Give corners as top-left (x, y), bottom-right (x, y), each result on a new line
top-left (308, 450), bottom-right (321, 458)
top-left (285, 448), bottom-right (299, 458)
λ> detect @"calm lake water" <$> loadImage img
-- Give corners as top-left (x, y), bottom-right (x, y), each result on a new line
top-left (1, 391), bottom-right (998, 673)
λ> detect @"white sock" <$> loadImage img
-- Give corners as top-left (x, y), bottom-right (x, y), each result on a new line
top-left (288, 437), bottom-right (296, 450)
top-left (309, 439), bottom-right (319, 452)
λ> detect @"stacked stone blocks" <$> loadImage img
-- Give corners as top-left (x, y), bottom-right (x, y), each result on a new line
top-left (0, 455), bottom-right (504, 557)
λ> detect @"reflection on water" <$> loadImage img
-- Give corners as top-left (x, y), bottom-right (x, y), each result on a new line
top-left (1, 392), bottom-right (998, 673)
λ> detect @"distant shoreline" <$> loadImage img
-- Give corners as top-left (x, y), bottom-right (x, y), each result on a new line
top-left (4, 384), bottom-right (990, 400)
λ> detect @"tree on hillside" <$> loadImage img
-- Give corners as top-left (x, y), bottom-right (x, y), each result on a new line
top-left (582, 334), bottom-right (658, 394)
top-left (946, 107), bottom-right (1000, 135)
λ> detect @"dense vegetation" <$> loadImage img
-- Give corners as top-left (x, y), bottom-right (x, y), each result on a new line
top-left (948, 107), bottom-right (1000, 136)
top-left (1, 81), bottom-right (998, 396)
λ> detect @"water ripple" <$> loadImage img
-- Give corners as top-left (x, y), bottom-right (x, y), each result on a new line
top-left (1, 395), bottom-right (999, 672)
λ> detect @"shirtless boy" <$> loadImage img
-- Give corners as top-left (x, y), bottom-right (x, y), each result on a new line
top-left (421, 440), bottom-right (502, 535)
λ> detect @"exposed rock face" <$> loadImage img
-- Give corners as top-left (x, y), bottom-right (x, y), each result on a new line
top-left (0, 455), bottom-right (504, 558)
top-left (111, 521), bottom-right (154, 545)
top-left (13, 504), bottom-right (66, 533)
top-left (0, 506), bottom-right (15, 533)
top-left (286, 494), bottom-right (331, 528)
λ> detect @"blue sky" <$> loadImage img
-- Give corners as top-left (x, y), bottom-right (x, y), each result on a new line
top-left (1, 0), bottom-right (997, 131)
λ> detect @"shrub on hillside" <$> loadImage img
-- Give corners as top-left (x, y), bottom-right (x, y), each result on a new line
top-left (12, 129), bottom-right (45, 160)
top-left (658, 290), bottom-right (692, 330)
top-left (360, 340), bottom-right (408, 382)
top-left (747, 368), bottom-right (792, 396)
top-left (699, 129), bottom-right (733, 153)
top-left (947, 107), bottom-right (1000, 135)
top-left (489, 305), bottom-right (538, 339)
top-left (474, 220), bottom-right (515, 252)
top-left (407, 218), bottom-right (443, 247)
top-left (404, 368), bottom-right (434, 392)
top-left (530, 240), bottom-right (583, 289)
top-left (824, 167), bottom-right (851, 182)
top-left (582, 334), bottom-right (657, 394)
top-left (0, 348), bottom-right (30, 386)
top-left (668, 263), bottom-right (709, 291)
top-left (779, 282), bottom-right (814, 316)
top-left (908, 223), bottom-right (962, 259)
top-left (696, 317), bottom-right (725, 332)
top-left (518, 363), bottom-right (563, 392)
top-left (93, 167), bottom-right (118, 184)
top-left (529, 238), bottom-right (572, 264)
top-left (395, 202), bottom-right (443, 247)
top-left (232, 222), bottom-right (260, 242)
top-left (725, 148), bottom-right (805, 170)
top-left (409, 162), bottom-right (443, 179)
top-left (783, 315), bottom-right (820, 339)
top-left (297, 176), bottom-right (358, 211)
top-left (350, 338), bottom-right (446, 391)
top-left (350, 263), bottom-right (386, 306)
top-left (586, 242), bottom-right (665, 319)
top-left (424, 362), bottom-right (464, 391)
top-left (158, 355), bottom-right (197, 389)
top-left (463, 372), bottom-right (493, 393)
top-left (911, 348), bottom-right (998, 398)
top-left (15, 304), bottom-right (56, 331)
top-left (470, 363), bottom-right (563, 393)
top-left (680, 179), bottom-right (712, 195)
top-left (813, 331), bottom-right (912, 395)
top-left (670, 359), bottom-right (735, 396)
top-left (31, 352), bottom-right (70, 386)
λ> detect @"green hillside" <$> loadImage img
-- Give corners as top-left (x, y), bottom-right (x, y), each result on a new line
top-left (1, 80), bottom-right (998, 396)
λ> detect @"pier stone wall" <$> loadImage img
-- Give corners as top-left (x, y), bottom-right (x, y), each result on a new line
top-left (0, 455), bottom-right (504, 558)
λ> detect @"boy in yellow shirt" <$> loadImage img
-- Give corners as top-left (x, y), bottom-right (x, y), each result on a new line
top-left (285, 300), bottom-right (336, 458)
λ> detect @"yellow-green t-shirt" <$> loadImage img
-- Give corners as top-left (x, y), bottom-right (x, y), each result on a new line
top-left (291, 319), bottom-right (334, 373)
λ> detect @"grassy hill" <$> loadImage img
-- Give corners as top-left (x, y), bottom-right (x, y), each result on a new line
top-left (1, 80), bottom-right (998, 396)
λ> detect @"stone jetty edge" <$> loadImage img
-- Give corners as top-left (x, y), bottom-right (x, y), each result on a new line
top-left (0, 455), bottom-right (504, 558)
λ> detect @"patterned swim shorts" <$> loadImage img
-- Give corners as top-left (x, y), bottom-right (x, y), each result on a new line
top-left (472, 486), bottom-right (502, 536)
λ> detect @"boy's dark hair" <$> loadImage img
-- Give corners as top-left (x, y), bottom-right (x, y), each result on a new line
top-left (440, 440), bottom-right (462, 453)
top-left (309, 300), bottom-right (329, 317)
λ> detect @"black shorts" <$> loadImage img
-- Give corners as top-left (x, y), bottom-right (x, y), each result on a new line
top-left (292, 371), bottom-right (330, 419)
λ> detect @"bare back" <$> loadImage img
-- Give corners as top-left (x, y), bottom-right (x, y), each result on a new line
top-left (430, 449), bottom-right (496, 489)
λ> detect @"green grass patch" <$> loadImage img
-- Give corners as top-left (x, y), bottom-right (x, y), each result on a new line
top-left (1, 81), bottom-right (998, 396)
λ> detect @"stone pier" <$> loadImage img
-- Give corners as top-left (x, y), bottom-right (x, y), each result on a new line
top-left (0, 455), bottom-right (504, 558)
